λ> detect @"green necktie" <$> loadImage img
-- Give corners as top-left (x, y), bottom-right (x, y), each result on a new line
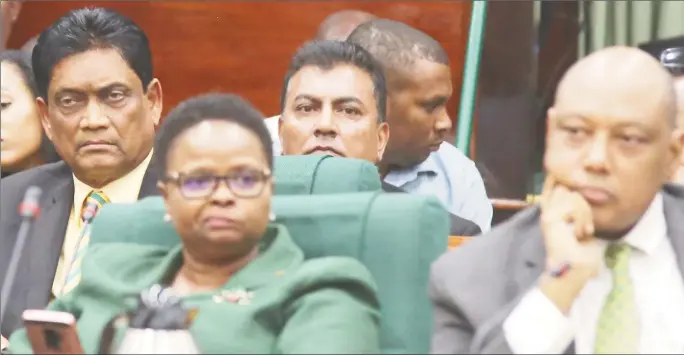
top-left (594, 243), bottom-right (639, 354)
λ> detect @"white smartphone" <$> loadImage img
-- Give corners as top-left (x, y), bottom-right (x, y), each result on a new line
top-left (22, 309), bottom-right (84, 355)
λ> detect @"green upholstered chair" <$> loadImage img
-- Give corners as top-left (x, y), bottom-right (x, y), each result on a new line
top-left (89, 192), bottom-right (449, 353)
top-left (273, 155), bottom-right (381, 195)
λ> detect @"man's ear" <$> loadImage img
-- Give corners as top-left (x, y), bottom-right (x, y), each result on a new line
top-left (545, 107), bottom-right (556, 141)
top-left (36, 97), bottom-right (53, 141)
top-left (145, 78), bottom-right (163, 126)
top-left (376, 122), bottom-right (390, 163)
top-left (157, 181), bottom-right (168, 198)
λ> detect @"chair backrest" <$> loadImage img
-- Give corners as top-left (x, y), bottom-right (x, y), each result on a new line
top-left (273, 155), bottom-right (381, 195)
top-left (90, 193), bottom-right (449, 354)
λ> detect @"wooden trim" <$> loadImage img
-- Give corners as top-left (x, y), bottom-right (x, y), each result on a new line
top-left (490, 198), bottom-right (528, 211)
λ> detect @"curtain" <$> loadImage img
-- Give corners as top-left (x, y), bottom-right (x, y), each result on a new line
top-left (579, 0), bottom-right (684, 57)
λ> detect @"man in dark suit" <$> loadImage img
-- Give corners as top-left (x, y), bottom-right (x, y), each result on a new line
top-left (277, 40), bottom-right (480, 237)
top-left (0, 7), bottom-right (163, 337)
top-left (429, 46), bottom-right (684, 354)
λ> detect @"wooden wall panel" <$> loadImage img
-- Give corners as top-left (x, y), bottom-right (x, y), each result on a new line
top-left (8, 1), bottom-right (471, 122)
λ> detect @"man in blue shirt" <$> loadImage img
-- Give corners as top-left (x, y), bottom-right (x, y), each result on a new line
top-left (346, 19), bottom-right (492, 230)
top-left (267, 16), bottom-right (492, 230)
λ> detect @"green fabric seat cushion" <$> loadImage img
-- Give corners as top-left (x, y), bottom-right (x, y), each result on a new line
top-left (273, 155), bottom-right (381, 195)
top-left (90, 192), bottom-right (449, 353)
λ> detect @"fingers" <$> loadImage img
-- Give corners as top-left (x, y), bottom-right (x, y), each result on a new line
top-left (541, 180), bottom-right (595, 241)
top-left (539, 175), bottom-right (557, 208)
top-left (571, 192), bottom-right (594, 240)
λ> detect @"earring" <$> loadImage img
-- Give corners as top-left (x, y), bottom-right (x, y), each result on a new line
top-left (163, 213), bottom-right (172, 223)
top-left (269, 211), bottom-right (276, 222)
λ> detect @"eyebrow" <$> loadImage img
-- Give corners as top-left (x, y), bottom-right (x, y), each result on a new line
top-left (422, 95), bottom-right (449, 106)
top-left (55, 82), bottom-right (130, 94)
top-left (293, 94), bottom-right (364, 105)
top-left (555, 113), bottom-right (652, 130)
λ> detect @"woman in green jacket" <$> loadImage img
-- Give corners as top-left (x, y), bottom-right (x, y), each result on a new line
top-left (7, 93), bottom-right (381, 354)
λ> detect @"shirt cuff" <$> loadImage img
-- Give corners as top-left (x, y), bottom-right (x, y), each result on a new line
top-left (503, 287), bottom-right (575, 354)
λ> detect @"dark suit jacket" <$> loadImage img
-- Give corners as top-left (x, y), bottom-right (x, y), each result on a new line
top-left (428, 184), bottom-right (684, 354)
top-left (0, 160), bottom-right (160, 336)
top-left (381, 182), bottom-right (481, 237)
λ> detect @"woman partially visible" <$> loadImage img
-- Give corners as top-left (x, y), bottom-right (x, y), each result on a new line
top-left (7, 93), bottom-right (381, 354)
top-left (0, 50), bottom-right (60, 177)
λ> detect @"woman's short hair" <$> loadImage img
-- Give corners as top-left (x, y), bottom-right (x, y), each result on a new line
top-left (154, 93), bottom-right (273, 173)
top-left (0, 50), bottom-right (61, 164)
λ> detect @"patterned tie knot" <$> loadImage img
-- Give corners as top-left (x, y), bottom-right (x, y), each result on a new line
top-left (605, 243), bottom-right (631, 270)
top-left (81, 190), bottom-right (110, 223)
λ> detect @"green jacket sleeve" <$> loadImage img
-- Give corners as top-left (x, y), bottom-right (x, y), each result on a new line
top-left (276, 257), bottom-right (381, 354)
top-left (6, 292), bottom-right (80, 355)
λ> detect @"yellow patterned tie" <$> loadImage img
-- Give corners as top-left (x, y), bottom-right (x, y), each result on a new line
top-left (594, 243), bottom-right (639, 354)
top-left (61, 190), bottom-right (110, 295)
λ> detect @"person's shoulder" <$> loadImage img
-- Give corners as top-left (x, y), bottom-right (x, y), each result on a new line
top-left (435, 142), bottom-right (475, 165)
top-left (1, 161), bottom-right (69, 189)
top-left (432, 206), bottom-right (540, 278)
top-left (447, 213), bottom-right (481, 236)
top-left (434, 143), bottom-right (481, 179)
top-left (80, 243), bottom-right (172, 290)
top-left (1, 162), bottom-right (70, 205)
top-left (264, 115), bottom-right (280, 134)
top-left (289, 256), bottom-right (377, 292)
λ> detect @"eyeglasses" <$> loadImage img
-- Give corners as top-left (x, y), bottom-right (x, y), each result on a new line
top-left (660, 47), bottom-right (684, 76)
top-left (164, 169), bottom-right (271, 199)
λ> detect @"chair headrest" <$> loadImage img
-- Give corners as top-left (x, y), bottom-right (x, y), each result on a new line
top-left (273, 155), bottom-right (381, 195)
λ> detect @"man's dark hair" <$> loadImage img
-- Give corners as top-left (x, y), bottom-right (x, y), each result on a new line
top-left (155, 93), bottom-right (273, 173)
top-left (32, 7), bottom-right (153, 100)
top-left (280, 40), bottom-right (387, 123)
top-left (347, 19), bottom-right (449, 74)
top-left (0, 50), bottom-right (61, 164)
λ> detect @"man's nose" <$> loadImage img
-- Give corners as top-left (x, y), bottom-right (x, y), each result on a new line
top-left (584, 133), bottom-right (610, 174)
top-left (435, 111), bottom-right (452, 134)
top-left (313, 107), bottom-right (337, 137)
top-left (80, 101), bottom-right (110, 129)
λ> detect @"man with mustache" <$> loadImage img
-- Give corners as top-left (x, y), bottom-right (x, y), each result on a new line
top-left (279, 40), bottom-right (481, 237)
top-left (429, 46), bottom-right (684, 354)
top-left (347, 20), bottom-right (492, 231)
top-left (0, 7), bottom-right (162, 337)
top-left (674, 77), bottom-right (684, 184)
top-left (266, 9), bottom-right (377, 155)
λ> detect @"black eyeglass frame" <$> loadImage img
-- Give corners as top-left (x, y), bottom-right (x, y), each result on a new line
top-left (162, 169), bottom-right (272, 199)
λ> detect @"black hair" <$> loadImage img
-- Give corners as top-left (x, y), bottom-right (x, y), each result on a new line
top-left (280, 40), bottom-right (387, 123)
top-left (0, 50), bottom-right (61, 164)
top-left (155, 93), bottom-right (273, 173)
top-left (32, 7), bottom-right (153, 100)
top-left (347, 19), bottom-right (449, 74)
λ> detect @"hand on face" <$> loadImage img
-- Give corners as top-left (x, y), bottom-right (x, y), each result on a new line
top-left (539, 176), bottom-right (603, 277)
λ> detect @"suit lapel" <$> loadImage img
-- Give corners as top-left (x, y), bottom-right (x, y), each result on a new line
top-left (137, 156), bottom-right (160, 199)
top-left (513, 207), bottom-right (545, 293)
top-left (25, 168), bottom-right (74, 309)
